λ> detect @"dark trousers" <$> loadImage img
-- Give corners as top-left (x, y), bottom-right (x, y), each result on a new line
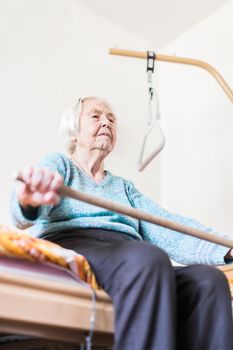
top-left (44, 229), bottom-right (233, 350)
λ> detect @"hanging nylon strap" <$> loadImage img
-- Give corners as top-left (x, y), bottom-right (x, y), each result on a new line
top-left (147, 51), bottom-right (156, 73)
top-left (137, 50), bottom-right (165, 171)
top-left (147, 51), bottom-right (156, 102)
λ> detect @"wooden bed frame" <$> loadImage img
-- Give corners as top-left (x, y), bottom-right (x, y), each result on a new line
top-left (0, 256), bottom-right (114, 348)
top-left (0, 255), bottom-right (232, 349)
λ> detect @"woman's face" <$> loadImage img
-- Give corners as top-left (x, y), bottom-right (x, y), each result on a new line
top-left (76, 99), bottom-right (117, 155)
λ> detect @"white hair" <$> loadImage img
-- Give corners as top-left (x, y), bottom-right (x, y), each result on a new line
top-left (60, 95), bottom-right (110, 155)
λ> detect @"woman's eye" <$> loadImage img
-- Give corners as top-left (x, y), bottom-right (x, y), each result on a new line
top-left (91, 115), bottom-right (99, 119)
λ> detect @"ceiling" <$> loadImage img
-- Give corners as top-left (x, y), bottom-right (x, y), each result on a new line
top-left (77, 0), bottom-right (230, 48)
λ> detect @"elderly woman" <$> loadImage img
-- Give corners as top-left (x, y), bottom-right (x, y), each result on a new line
top-left (11, 96), bottom-right (233, 350)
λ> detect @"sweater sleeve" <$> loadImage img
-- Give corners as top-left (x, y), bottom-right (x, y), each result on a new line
top-left (126, 181), bottom-right (231, 265)
top-left (10, 152), bottom-right (67, 229)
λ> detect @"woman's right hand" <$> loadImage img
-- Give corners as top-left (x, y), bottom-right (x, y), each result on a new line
top-left (16, 166), bottom-right (63, 208)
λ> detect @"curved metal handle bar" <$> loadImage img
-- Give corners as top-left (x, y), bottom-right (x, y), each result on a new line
top-left (109, 48), bottom-right (233, 103)
top-left (15, 173), bottom-right (233, 249)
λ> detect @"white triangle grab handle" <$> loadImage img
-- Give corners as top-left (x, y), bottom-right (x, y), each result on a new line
top-left (137, 122), bottom-right (166, 171)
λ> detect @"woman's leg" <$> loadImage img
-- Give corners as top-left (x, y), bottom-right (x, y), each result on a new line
top-left (175, 265), bottom-right (233, 350)
top-left (53, 230), bottom-right (177, 350)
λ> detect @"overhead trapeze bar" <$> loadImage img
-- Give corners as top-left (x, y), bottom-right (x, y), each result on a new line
top-left (109, 48), bottom-right (233, 103)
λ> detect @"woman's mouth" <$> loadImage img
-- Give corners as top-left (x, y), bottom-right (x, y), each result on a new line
top-left (97, 133), bottom-right (111, 139)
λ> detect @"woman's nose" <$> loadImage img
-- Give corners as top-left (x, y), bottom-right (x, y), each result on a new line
top-left (101, 117), bottom-right (110, 127)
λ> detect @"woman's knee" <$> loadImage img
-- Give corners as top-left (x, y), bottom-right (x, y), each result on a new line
top-left (118, 241), bottom-right (172, 272)
top-left (183, 265), bottom-right (230, 295)
top-left (203, 266), bottom-right (229, 291)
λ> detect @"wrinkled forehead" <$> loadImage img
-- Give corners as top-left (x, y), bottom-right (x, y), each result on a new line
top-left (81, 98), bottom-right (116, 119)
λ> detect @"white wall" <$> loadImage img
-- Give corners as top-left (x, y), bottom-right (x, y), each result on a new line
top-left (0, 0), bottom-right (161, 225)
top-left (1, 0), bottom-right (232, 238)
top-left (158, 1), bottom-right (233, 235)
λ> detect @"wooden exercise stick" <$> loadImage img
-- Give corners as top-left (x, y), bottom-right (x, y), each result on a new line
top-left (15, 173), bottom-right (233, 249)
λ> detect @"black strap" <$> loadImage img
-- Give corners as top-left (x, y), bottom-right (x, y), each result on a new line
top-left (147, 51), bottom-right (156, 73)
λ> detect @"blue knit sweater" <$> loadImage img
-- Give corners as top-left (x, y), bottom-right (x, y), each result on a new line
top-left (11, 152), bottom-right (230, 265)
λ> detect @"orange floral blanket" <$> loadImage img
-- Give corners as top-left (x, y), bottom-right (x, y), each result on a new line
top-left (0, 225), bottom-right (100, 290)
top-left (0, 225), bottom-right (233, 297)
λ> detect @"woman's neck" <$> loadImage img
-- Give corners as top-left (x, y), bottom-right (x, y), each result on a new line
top-left (71, 148), bottom-right (106, 182)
